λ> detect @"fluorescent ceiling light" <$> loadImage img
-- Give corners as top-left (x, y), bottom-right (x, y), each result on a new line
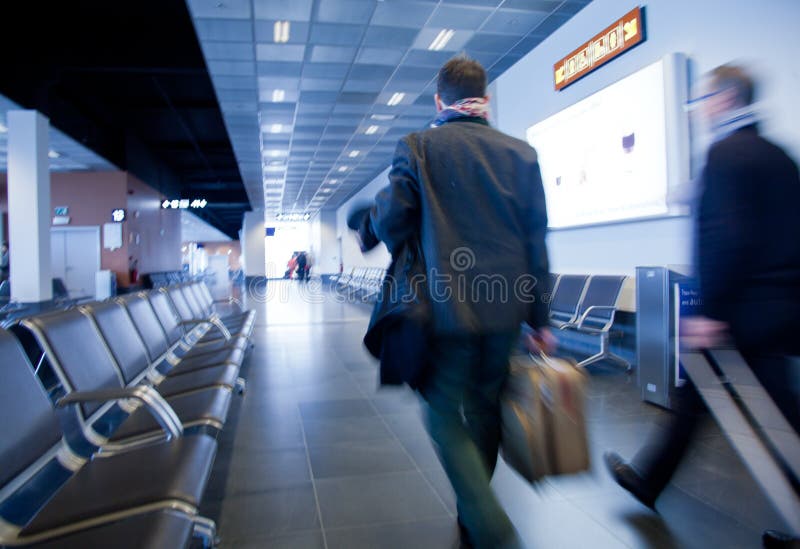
top-left (263, 149), bottom-right (286, 157)
top-left (365, 125), bottom-right (379, 135)
top-left (326, 179), bottom-right (338, 184)
top-left (370, 114), bottom-right (395, 121)
top-left (269, 124), bottom-right (282, 133)
top-left (337, 166), bottom-right (348, 172)
top-left (429, 29), bottom-right (455, 51)
top-left (48, 150), bottom-right (60, 159)
top-left (274, 21), bottom-right (290, 43)
top-left (272, 89), bottom-right (285, 102)
top-left (320, 189), bottom-right (332, 194)
top-left (387, 92), bottom-right (405, 106)
top-left (348, 150), bottom-right (360, 158)
top-left (264, 164), bottom-right (286, 172)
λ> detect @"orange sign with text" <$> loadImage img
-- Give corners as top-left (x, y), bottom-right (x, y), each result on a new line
top-left (553, 6), bottom-right (645, 91)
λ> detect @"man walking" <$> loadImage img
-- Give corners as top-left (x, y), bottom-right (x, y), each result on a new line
top-left (369, 57), bottom-right (555, 548)
top-left (605, 64), bottom-right (800, 548)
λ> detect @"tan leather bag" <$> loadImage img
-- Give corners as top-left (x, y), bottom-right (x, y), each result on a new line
top-left (500, 353), bottom-right (590, 484)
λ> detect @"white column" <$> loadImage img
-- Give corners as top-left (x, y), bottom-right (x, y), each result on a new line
top-left (7, 110), bottom-right (52, 302)
top-left (241, 210), bottom-right (266, 278)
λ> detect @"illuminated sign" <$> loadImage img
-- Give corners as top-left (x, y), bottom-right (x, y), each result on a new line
top-left (553, 6), bottom-right (645, 91)
top-left (161, 199), bottom-right (207, 209)
top-left (111, 208), bottom-right (126, 222)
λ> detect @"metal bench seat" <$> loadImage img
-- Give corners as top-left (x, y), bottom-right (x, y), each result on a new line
top-left (0, 330), bottom-right (217, 548)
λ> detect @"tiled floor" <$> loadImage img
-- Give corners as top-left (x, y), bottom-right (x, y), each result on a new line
top-left (199, 280), bottom-right (783, 548)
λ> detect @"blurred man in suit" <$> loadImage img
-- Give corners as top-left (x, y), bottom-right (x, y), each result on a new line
top-left (605, 64), bottom-right (800, 548)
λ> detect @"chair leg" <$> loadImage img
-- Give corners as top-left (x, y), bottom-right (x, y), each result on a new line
top-left (577, 332), bottom-right (631, 372)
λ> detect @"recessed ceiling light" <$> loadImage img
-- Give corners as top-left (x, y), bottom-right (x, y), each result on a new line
top-left (429, 29), bottom-right (455, 51)
top-left (272, 89), bottom-right (285, 102)
top-left (273, 21), bottom-right (290, 43)
top-left (370, 114), bottom-right (395, 121)
top-left (269, 124), bottom-right (282, 133)
top-left (348, 150), bottom-right (360, 158)
top-left (387, 92), bottom-right (405, 106)
top-left (337, 166), bottom-right (348, 172)
top-left (365, 125), bottom-right (379, 135)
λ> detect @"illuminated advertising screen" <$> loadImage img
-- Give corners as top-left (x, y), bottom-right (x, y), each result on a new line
top-left (527, 56), bottom-right (688, 229)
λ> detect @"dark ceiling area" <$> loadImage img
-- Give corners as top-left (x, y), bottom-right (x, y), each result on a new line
top-left (0, 0), bottom-right (248, 238)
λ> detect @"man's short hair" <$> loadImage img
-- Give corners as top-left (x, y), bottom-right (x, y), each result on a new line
top-left (710, 64), bottom-right (755, 107)
top-left (436, 56), bottom-right (487, 106)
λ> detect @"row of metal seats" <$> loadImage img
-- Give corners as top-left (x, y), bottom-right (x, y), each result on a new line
top-left (0, 281), bottom-right (255, 548)
top-left (142, 271), bottom-right (193, 289)
top-left (547, 273), bottom-right (629, 369)
top-left (331, 267), bottom-right (385, 301)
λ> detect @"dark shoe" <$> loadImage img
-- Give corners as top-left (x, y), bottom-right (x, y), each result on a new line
top-left (603, 452), bottom-right (658, 510)
top-left (763, 530), bottom-right (800, 548)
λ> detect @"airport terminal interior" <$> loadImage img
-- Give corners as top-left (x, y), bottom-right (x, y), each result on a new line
top-left (0, 0), bottom-right (799, 547)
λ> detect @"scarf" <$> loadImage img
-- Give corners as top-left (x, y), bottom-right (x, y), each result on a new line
top-left (431, 97), bottom-right (490, 127)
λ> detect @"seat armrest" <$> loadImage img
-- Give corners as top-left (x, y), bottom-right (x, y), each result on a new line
top-left (56, 386), bottom-right (183, 440)
top-left (576, 305), bottom-right (618, 331)
top-left (179, 317), bottom-right (231, 340)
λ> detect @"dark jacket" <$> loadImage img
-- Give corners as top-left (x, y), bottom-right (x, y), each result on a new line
top-left (370, 117), bottom-right (550, 335)
top-left (696, 125), bottom-right (800, 354)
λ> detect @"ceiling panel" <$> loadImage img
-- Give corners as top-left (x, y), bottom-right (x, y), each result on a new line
top-left (188, 0), bottom-right (592, 218)
top-left (317, 0), bottom-right (377, 24)
top-left (252, 0), bottom-right (314, 21)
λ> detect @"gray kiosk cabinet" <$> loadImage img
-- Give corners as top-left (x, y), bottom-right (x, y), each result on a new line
top-left (636, 266), bottom-right (699, 409)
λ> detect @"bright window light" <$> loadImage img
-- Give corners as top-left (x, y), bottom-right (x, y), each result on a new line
top-left (274, 21), bottom-right (290, 43)
top-left (348, 150), bottom-right (360, 158)
top-left (272, 89), bottom-right (285, 102)
top-left (365, 125), bottom-right (379, 135)
top-left (429, 29), bottom-right (455, 51)
top-left (387, 92), bottom-right (405, 106)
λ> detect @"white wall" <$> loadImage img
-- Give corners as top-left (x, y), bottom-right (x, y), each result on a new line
top-left (495, 0), bottom-right (800, 275)
top-left (241, 210), bottom-right (266, 277)
top-left (336, 167), bottom-right (392, 270)
top-left (314, 210), bottom-right (340, 274)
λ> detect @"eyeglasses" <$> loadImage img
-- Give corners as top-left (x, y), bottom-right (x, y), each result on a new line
top-left (683, 89), bottom-right (724, 112)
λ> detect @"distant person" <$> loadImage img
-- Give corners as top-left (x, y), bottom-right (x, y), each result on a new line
top-left (605, 64), bottom-right (800, 548)
top-left (285, 252), bottom-right (298, 279)
top-left (0, 242), bottom-right (8, 282)
top-left (362, 56), bottom-right (555, 548)
top-left (296, 251), bottom-right (307, 282)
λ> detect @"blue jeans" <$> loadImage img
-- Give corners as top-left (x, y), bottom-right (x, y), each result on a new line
top-left (419, 331), bottom-right (521, 549)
